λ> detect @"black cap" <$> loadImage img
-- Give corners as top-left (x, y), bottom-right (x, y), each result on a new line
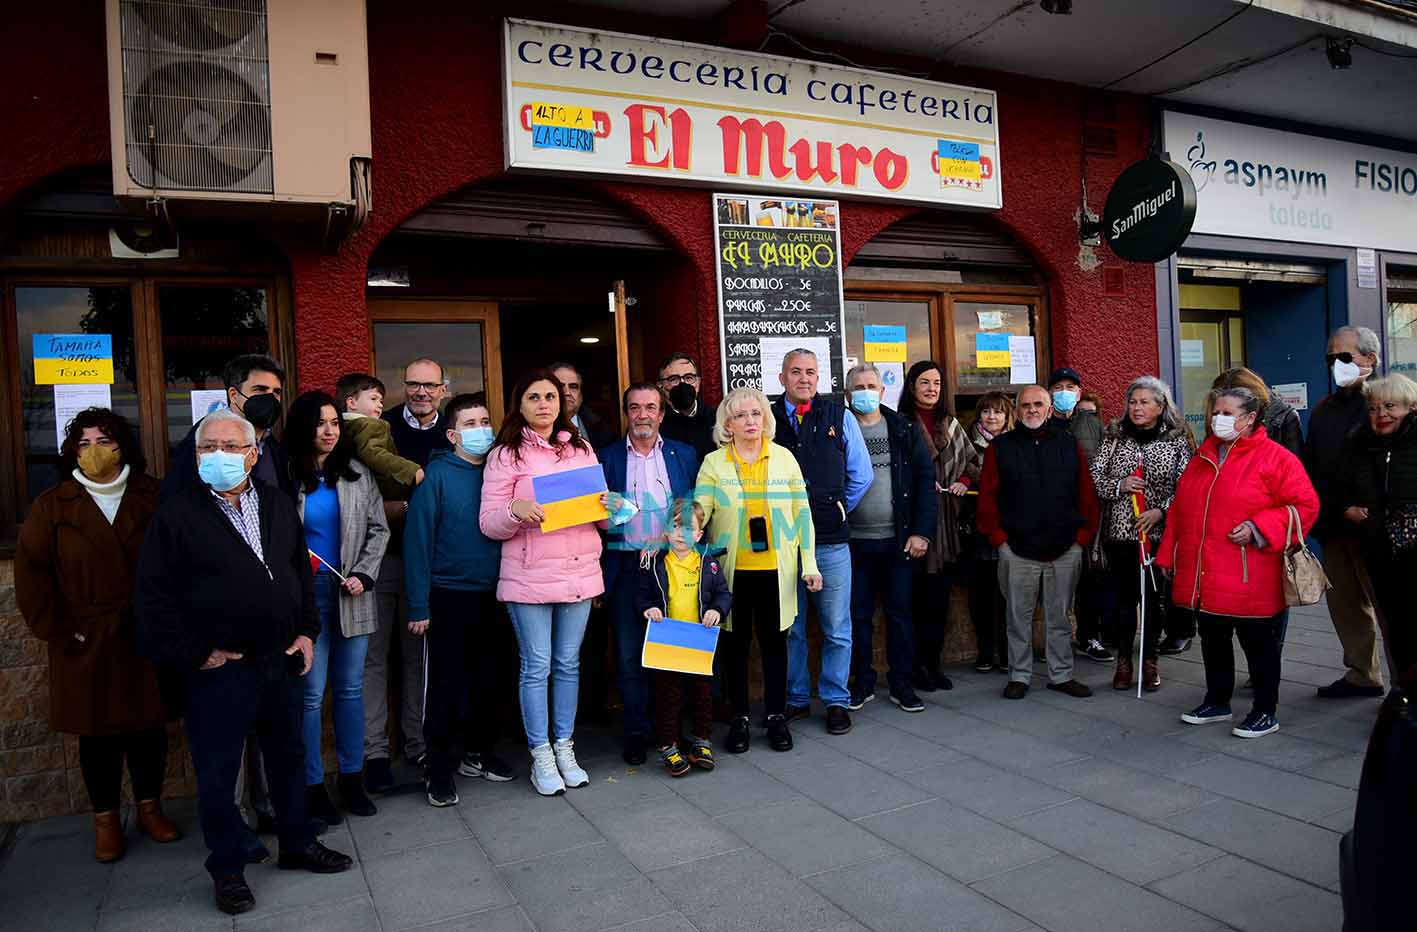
top-left (1048, 367), bottom-right (1082, 388)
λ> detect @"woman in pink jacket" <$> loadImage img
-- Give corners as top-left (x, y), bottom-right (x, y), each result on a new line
top-left (480, 369), bottom-right (616, 796)
top-left (1157, 387), bottom-right (1319, 740)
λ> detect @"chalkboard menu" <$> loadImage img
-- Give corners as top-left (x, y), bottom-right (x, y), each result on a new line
top-left (713, 194), bottom-right (847, 396)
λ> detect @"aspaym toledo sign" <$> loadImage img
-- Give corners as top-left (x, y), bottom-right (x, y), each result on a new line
top-left (1102, 159), bottom-right (1198, 263)
top-left (502, 19), bottom-right (1002, 208)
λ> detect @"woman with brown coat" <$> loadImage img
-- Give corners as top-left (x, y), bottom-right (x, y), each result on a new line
top-left (898, 360), bottom-right (982, 691)
top-left (15, 407), bottom-right (179, 862)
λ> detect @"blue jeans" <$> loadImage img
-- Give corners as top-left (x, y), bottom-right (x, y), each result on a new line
top-left (303, 574), bottom-right (370, 784)
top-left (606, 553), bottom-right (651, 738)
top-left (507, 600), bottom-right (593, 748)
top-left (787, 542), bottom-right (853, 708)
top-left (848, 538), bottom-right (915, 694)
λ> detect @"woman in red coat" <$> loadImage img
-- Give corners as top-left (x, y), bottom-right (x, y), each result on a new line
top-left (1156, 387), bottom-right (1319, 739)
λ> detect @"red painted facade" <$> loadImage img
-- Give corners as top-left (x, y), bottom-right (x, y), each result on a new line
top-left (1, 1), bottom-right (1157, 409)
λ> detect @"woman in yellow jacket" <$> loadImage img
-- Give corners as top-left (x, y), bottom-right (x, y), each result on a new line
top-left (695, 387), bottom-right (820, 755)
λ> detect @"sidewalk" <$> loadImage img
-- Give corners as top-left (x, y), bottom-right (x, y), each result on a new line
top-left (1, 602), bottom-right (1373, 932)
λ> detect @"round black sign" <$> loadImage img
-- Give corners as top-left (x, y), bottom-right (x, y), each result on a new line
top-left (1102, 158), bottom-right (1197, 263)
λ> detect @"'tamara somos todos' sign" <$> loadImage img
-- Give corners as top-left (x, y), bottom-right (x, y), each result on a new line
top-left (502, 19), bottom-right (1002, 208)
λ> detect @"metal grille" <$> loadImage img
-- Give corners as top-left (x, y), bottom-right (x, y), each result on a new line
top-left (120, 0), bottom-right (273, 194)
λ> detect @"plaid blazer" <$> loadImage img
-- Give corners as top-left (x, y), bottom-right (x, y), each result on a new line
top-left (297, 460), bottom-right (389, 637)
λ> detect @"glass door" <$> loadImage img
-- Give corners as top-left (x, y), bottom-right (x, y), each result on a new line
top-left (368, 300), bottom-right (503, 423)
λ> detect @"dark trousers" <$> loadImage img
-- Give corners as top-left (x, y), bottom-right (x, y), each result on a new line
top-left (78, 727), bottom-right (168, 812)
top-left (968, 553), bottom-right (1007, 666)
top-left (912, 562), bottom-right (955, 675)
top-left (184, 656), bottom-right (310, 878)
top-left (1197, 612), bottom-right (1283, 716)
top-left (722, 570), bottom-right (786, 717)
top-left (1074, 553), bottom-right (1116, 646)
top-left (1370, 551), bottom-right (1417, 675)
top-left (1106, 542), bottom-right (1163, 662)
top-left (653, 671), bottom-right (713, 747)
top-left (424, 587), bottom-right (501, 782)
top-left (578, 601), bottom-right (612, 717)
top-left (848, 538), bottom-right (915, 694)
top-left (606, 553), bottom-right (652, 738)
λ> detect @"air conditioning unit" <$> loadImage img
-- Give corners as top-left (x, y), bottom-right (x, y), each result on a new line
top-left (105, 0), bottom-right (372, 234)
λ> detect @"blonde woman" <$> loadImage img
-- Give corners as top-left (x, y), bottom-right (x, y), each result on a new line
top-left (695, 388), bottom-right (820, 754)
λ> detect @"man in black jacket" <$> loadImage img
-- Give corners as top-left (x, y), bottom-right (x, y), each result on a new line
top-left (137, 408), bottom-right (351, 915)
top-left (1306, 325), bottom-right (1386, 699)
top-left (657, 351), bottom-right (718, 460)
top-left (843, 364), bottom-right (937, 713)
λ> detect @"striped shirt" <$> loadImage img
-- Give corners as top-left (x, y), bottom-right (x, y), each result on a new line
top-left (211, 484), bottom-right (266, 571)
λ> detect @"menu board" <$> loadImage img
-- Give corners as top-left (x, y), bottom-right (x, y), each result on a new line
top-left (713, 194), bottom-right (847, 395)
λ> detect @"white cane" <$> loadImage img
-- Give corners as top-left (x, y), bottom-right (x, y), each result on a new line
top-left (1136, 557), bottom-right (1146, 700)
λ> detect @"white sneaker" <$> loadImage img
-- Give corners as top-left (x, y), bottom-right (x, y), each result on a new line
top-left (552, 738), bottom-right (589, 788)
top-left (529, 744), bottom-right (565, 796)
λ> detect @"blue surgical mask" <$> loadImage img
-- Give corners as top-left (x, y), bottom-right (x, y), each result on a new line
top-left (459, 426), bottom-right (495, 456)
top-left (1052, 389), bottom-right (1079, 413)
top-left (850, 389), bottom-right (881, 415)
top-left (198, 450), bottom-right (251, 492)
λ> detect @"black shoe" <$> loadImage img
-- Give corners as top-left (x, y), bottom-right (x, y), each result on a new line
top-left (912, 669), bottom-right (938, 693)
top-left (931, 671), bottom-right (954, 691)
top-left (1316, 678), bottom-right (1384, 699)
top-left (623, 734), bottom-right (648, 766)
top-left (364, 757), bottom-right (394, 795)
top-left (847, 687), bottom-right (874, 711)
top-left (214, 874), bottom-right (255, 915)
top-left (337, 773), bottom-right (377, 818)
top-left (1077, 639), bottom-right (1115, 663)
top-left (973, 658), bottom-right (995, 673)
top-left (784, 704), bottom-right (811, 723)
top-left (889, 689), bottom-right (925, 713)
top-left (459, 751), bottom-right (516, 782)
top-left (306, 782), bottom-right (343, 827)
top-left (766, 714), bottom-right (794, 751)
top-left (1003, 681), bottom-right (1029, 700)
top-left (1157, 636), bottom-right (1192, 655)
top-left (426, 773), bottom-right (459, 808)
top-left (277, 840), bottom-right (353, 874)
top-left (1046, 679), bottom-right (1094, 698)
top-left (825, 706), bottom-right (852, 735)
top-left (727, 716), bottom-right (751, 753)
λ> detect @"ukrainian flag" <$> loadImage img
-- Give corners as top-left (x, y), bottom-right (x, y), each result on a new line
top-left (642, 618), bottom-right (719, 676)
top-left (533, 464), bottom-right (608, 532)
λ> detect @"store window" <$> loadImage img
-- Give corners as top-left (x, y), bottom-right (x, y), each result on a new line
top-left (952, 301), bottom-right (1039, 392)
top-left (1387, 266), bottom-right (1417, 378)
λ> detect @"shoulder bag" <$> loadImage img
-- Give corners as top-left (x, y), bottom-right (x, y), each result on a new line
top-left (1282, 505), bottom-right (1330, 606)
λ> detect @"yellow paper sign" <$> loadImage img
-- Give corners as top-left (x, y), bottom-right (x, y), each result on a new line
top-left (976, 350), bottom-right (1011, 369)
top-left (940, 158), bottom-right (982, 181)
top-left (863, 342), bottom-right (907, 362)
top-left (530, 102), bottom-right (595, 130)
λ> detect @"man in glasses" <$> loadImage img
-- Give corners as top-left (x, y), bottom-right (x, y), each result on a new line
top-left (364, 358), bottom-right (452, 793)
top-left (1305, 326), bottom-right (1385, 699)
top-left (598, 383), bottom-right (700, 764)
top-left (658, 352), bottom-right (717, 460)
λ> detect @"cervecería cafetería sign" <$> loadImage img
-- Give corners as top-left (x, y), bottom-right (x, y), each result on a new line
top-left (503, 19), bottom-right (1002, 208)
top-left (713, 194), bottom-right (848, 396)
top-left (1102, 158), bottom-right (1198, 263)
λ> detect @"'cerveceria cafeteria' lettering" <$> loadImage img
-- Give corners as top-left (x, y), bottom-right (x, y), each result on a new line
top-left (516, 40), bottom-right (994, 125)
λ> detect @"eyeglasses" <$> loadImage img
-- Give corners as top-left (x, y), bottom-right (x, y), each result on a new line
top-left (1367, 401), bottom-right (1409, 415)
top-left (658, 373), bottom-right (700, 387)
top-left (404, 380), bottom-right (446, 394)
top-left (730, 410), bottom-right (764, 421)
top-left (197, 442), bottom-right (254, 455)
top-left (1325, 352), bottom-right (1356, 365)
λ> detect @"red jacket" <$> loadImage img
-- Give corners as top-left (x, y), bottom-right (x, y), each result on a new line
top-left (1156, 427), bottom-right (1319, 619)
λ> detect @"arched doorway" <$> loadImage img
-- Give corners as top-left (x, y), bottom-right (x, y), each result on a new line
top-left (364, 179), bottom-right (689, 431)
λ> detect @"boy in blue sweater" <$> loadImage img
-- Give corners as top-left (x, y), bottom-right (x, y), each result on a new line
top-left (404, 393), bottom-right (511, 807)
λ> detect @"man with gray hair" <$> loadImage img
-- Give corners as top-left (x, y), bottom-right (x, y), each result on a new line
top-left (1305, 325), bottom-right (1386, 698)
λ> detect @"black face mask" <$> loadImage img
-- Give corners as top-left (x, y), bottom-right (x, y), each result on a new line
top-left (240, 392), bottom-right (282, 431)
top-left (668, 382), bottom-right (697, 412)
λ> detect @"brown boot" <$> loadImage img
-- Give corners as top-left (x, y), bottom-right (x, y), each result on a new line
top-left (1142, 659), bottom-right (1161, 692)
top-left (1112, 658), bottom-right (1134, 691)
top-left (94, 810), bottom-right (124, 863)
top-left (136, 799), bottom-right (181, 843)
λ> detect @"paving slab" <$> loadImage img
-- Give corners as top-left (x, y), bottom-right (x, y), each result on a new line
top-left (364, 837), bottom-right (514, 930)
top-left (648, 847), bottom-right (849, 932)
top-left (1170, 753), bottom-right (1357, 822)
top-left (584, 796), bottom-right (747, 871)
top-left (403, 904), bottom-right (538, 931)
top-left (859, 799), bottom-right (1056, 884)
top-left (1163, 798), bottom-right (1343, 891)
top-left (665, 753), bottom-right (801, 815)
top-left (349, 789), bottom-right (473, 859)
top-left (798, 715), bottom-right (969, 772)
top-left (1149, 854), bottom-right (1344, 932)
top-left (498, 842), bottom-right (672, 932)
top-left (236, 896), bottom-right (382, 932)
top-left (461, 792), bottom-right (603, 865)
top-left (896, 757), bottom-right (1077, 822)
top-left (717, 797), bottom-right (896, 878)
top-left (1032, 757), bottom-right (1222, 821)
top-left (749, 738), bottom-right (934, 819)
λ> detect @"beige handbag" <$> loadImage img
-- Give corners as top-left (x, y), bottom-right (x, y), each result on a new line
top-left (1282, 505), bottom-right (1329, 606)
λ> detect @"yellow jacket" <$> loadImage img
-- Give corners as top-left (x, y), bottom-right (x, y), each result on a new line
top-left (694, 443), bottom-right (819, 632)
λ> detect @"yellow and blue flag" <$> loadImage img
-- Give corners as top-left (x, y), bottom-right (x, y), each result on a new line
top-left (642, 618), bottom-right (719, 676)
top-left (533, 464), bottom-right (608, 532)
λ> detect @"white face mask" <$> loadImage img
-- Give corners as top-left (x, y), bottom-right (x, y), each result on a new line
top-left (1211, 414), bottom-right (1240, 441)
top-left (1332, 358), bottom-right (1369, 388)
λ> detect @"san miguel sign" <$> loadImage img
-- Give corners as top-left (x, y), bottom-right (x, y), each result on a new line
top-left (502, 19), bottom-right (1002, 208)
top-left (1102, 158), bottom-right (1197, 263)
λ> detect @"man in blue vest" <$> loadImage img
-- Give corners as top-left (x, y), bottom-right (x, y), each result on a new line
top-left (771, 349), bottom-right (873, 735)
top-left (600, 383), bottom-right (700, 764)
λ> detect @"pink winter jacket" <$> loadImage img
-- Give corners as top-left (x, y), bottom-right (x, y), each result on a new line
top-left (478, 429), bottom-right (606, 605)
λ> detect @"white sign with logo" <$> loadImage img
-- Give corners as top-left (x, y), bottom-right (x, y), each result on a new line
top-left (1272, 382), bottom-right (1309, 412)
top-left (503, 19), bottom-right (1002, 208)
top-left (1164, 112), bottom-right (1417, 252)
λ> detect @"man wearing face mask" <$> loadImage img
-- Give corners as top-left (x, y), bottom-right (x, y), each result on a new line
top-left (1048, 368), bottom-right (1103, 463)
top-left (658, 352), bottom-right (717, 460)
top-left (136, 407), bottom-right (351, 915)
top-left (161, 354), bottom-right (292, 502)
top-left (1305, 325), bottom-right (1386, 699)
top-left (843, 364), bottom-right (936, 713)
top-left (403, 394), bottom-right (515, 805)
top-left (598, 383), bottom-right (699, 764)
